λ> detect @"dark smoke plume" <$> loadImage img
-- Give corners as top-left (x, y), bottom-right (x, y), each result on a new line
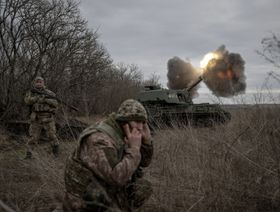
top-left (203, 45), bottom-right (246, 97)
top-left (167, 56), bottom-right (200, 98)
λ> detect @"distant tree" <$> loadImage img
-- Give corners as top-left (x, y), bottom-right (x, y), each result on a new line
top-left (0, 0), bottom-right (95, 117)
top-left (0, 0), bottom-right (148, 119)
top-left (257, 33), bottom-right (280, 83)
top-left (91, 63), bottom-right (143, 114)
top-left (142, 73), bottom-right (161, 87)
top-left (0, 0), bottom-right (28, 117)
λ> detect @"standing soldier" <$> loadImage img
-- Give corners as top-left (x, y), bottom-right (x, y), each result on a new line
top-left (24, 76), bottom-right (59, 158)
top-left (63, 99), bottom-right (153, 212)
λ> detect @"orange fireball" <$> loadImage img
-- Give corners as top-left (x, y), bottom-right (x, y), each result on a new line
top-left (217, 70), bottom-right (234, 80)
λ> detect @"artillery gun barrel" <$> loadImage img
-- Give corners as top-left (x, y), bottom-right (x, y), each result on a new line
top-left (186, 76), bottom-right (203, 92)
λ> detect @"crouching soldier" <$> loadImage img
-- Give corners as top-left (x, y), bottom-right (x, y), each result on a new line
top-left (24, 76), bottom-right (59, 158)
top-left (63, 99), bottom-right (153, 211)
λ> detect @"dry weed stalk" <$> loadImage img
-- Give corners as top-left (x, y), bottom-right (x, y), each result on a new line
top-left (0, 103), bottom-right (280, 211)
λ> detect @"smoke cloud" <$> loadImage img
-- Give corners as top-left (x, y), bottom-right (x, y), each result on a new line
top-left (202, 45), bottom-right (246, 97)
top-left (167, 56), bottom-right (200, 98)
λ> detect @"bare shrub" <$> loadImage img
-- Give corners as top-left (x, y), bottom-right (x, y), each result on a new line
top-left (0, 0), bottom-right (145, 120)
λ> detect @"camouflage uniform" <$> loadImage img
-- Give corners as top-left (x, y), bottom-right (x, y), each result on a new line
top-left (24, 85), bottom-right (59, 155)
top-left (63, 99), bottom-right (153, 212)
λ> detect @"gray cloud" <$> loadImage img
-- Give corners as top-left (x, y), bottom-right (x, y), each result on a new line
top-left (79, 0), bottom-right (280, 95)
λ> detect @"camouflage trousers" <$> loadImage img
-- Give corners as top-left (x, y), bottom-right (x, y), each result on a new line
top-left (27, 113), bottom-right (59, 147)
top-left (122, 178), bottom-right (153, 211)
top-left (63, 178), bottom-right (153, 212)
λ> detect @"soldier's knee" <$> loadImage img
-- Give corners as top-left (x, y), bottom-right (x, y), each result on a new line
top-left (133, 178), bottom-right (153, 194)
top-left (82, 181), bottom-right (115, 211)
top-left (127, 179), bottom-right (153, 208)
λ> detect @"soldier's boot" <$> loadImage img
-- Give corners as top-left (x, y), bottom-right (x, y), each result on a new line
top-left (52, 145), bottom-right (59, 157)
top-left (24, 150), bottom-right (33, 159)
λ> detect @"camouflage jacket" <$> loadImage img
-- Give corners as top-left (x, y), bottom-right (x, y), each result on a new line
top-left (64, 114), bottom-right (153, 210)
top-left (24, 88), bottom-right (58, 114)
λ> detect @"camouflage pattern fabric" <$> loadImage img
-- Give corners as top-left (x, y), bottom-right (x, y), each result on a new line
top-left (115, 99), bottom-right (148, 122)
top-left (24, 88), bottom-right (59, 149)
top-left (25, 89), bottom-right (58, 113)
top-left (63, 114), bottom-right (153, 212)
top-left (28, 117), bottom-right (59, 147)
top-left (126, 178), bottom-right (153, 208)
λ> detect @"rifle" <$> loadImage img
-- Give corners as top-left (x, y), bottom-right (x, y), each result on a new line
top-left (31, 88), bottom-right (79, 112)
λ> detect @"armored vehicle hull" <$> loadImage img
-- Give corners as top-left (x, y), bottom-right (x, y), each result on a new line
top-left (141, 102), bottom-right (231, 128)
top-left (137, 86), bottom-right (231, 128)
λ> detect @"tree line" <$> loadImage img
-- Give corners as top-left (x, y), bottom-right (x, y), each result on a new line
top-left (0, 0), bottom-right (159, 120)
top-left (2, 0), bottom-right (277, 121)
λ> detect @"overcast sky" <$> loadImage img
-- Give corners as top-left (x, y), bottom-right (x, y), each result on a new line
top-left (79, 0), bottom-right (280, 103)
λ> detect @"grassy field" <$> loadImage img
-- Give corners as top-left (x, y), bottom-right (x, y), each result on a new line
top-left (0, 104), bottom-right (280, 212)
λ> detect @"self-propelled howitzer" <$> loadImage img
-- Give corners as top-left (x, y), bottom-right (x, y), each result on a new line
top-left (137, 77), bottom-right (231, 128)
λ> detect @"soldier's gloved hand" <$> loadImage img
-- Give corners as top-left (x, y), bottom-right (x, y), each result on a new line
top-left (123, 124), bottom-right (142, 150)
top-left (141, 123), bottom-right (152, 145)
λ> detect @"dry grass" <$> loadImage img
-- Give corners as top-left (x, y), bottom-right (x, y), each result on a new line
top-left (0, 133), bottom-right (76, 212)
top-left (1, 104), bottom-right (280, 212)
top-left (141, 105), bottom-right (280, 212)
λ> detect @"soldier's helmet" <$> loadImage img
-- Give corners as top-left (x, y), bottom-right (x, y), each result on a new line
top-left (116, 99), bottom-right (147, 122)
top-left (34, 76), bottom-right (44, 82)
top-left (33, 76), bottom-right (45, 89)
